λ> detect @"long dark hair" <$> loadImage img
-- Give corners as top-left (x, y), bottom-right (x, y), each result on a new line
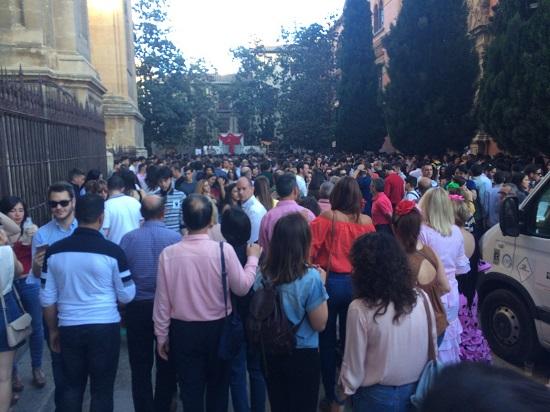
top-left (254, 176), bottom-right (273, 211)
top-left (392, 208), bottom-right (422, 254)
top-left (262, 213), bottom-right (311, 285)
top-left (223, 182), bottom-right (238, 208)
top-left (330, 176), bottom-right (362, 222)
top-left (0, 196), bottom-right (28, 232)
top-left (350, 232), bottom-right (417, 323)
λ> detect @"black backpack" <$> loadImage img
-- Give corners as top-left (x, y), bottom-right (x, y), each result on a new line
top-left (246, 277), bottom-right (304, 355)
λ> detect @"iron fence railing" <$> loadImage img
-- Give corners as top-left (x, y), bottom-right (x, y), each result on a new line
top-left (0, 68), bottom-right (107, 225)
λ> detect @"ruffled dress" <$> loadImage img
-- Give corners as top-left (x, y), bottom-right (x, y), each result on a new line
top-left (420, 225), bottom-right (470, 364)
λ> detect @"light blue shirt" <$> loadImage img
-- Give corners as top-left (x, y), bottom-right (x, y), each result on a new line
top-left (254, 268), bottom-right (328, 349)
top-left (32, 217), bottom-right (78, 258)
top-left (241, 196), bottom-right (267, 243)
top-left (296, 175), bottom-right (308, 198)
top-left (31, 217), bottom-right (78, 286)
top-left (473, 174), bottom-right (492, 218)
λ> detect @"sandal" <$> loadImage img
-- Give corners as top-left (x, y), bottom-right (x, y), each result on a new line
top-left (32, 368), bottom-right (46, 388)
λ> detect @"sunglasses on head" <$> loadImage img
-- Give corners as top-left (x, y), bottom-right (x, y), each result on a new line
top-left (48, 200), bottom-right (71, 208)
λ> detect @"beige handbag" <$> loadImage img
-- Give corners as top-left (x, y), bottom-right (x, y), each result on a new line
top-left (1, 287), bottom-right (32, 347)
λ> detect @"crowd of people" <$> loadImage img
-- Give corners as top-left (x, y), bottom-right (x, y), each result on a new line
top-left (0, 150), bottom-right (549, 412)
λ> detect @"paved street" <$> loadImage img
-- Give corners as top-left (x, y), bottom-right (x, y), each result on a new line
top-left (12, 333), bottom-right (550, 412)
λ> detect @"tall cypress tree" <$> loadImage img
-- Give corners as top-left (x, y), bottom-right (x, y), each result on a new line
top-left (336, 0), bottom-right (385, 152)
top-left (478, 0), bottom-right (550, 155)
top-left (384, 0), bottom-right (479, 155)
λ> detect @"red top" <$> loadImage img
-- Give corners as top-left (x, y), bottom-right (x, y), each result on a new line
top-left (384, 173), bottom-right (405, 206)
top-left (371, 193), bottom-right (393, 226)
top-left (310, 214), bottom-right (376, 273)
top-left (13, 241), bottom-right (32, 274)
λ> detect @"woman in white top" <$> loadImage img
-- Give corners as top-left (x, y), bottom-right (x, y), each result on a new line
top-left (0, 230), bottom-right (24, 412)
top-left (334, 232), bottom-right (436, 412)
top-left (418, 188), bottom-right (470, 364)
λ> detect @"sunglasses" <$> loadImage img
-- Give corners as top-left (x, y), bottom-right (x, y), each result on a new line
top-left (48, 200), bottom-right (71, 208)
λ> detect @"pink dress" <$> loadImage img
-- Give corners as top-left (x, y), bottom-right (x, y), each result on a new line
top-left (419, 224), bottom-right (470, 364)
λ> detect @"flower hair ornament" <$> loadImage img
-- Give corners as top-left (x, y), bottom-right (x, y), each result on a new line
top-left (395, 200), bottom-right (417, 216)
top-left (449, 194), bottom-right (464, 202)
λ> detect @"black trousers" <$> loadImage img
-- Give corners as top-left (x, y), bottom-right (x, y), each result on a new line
top-left (169, 318), bottom-right (230, 412)
top-left (126, 300), bottom-right (177, 412)
top-left (264, 348), bottom-right (321, 412)
top-left (59, 323), bottom-right (120, 412)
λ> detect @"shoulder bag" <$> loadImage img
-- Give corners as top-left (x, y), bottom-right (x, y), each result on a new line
top-left (1, 286), bottom-right (32, 348)
top-left (410, 290), bottom-right (444, 408)
top-left (217, 242), bottom-right (245, 360)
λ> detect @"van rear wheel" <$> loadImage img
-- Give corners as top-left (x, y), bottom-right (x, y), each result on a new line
top-left (480, 289), bottom-right (539, 365)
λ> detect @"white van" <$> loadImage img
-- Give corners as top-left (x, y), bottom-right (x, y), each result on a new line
top-left (479, 173), bottom-right (550, 364)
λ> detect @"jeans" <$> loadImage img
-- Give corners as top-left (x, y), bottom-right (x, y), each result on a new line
top-left (59, 323), bottom-right (120, 412)
top-left (44, 321), bottom-right (65, 412)
top-left (170, 318), bottom-right (230, 412)
top-left (264, 348), bottom-right (320, 412)
top-left (352, 383), bottom-right (417, 412)
top-left (230, 342), bottom-right (266, 412)
top-left (126, 300), bottom-right (177, 412)
top-left (13, 278), bottom-right (44, 368)
top-left (320, 273), bottom-right (352, 401)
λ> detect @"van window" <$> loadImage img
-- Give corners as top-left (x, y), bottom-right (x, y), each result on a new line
top-left (530, 184), bottom-right (550, 238)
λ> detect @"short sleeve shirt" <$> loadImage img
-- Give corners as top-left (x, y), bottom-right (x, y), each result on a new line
top-left (254, 267), bottom-right (328, 349)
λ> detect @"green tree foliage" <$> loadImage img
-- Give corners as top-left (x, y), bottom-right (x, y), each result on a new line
top-left (133, 0), bottom-right (217, 149)
top-left (478, 0), bottom-right (550, 155)
top-left (278, 24), bottom-right (337, 150)
top-left (336, 0), bottom-right (385, 152)
top-left (384, 0), bottom-right (479, 155)
top-left (231, 45), bottom-right (279, 144)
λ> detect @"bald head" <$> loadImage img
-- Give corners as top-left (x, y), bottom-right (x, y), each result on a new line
top-left (236, 177), bottom-right (254, 202)
top-left (418, 177), bottom-right (432, 196)
top-left (141, 195), bottom-right (165, 221)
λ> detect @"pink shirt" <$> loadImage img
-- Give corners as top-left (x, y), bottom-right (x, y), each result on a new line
top-left (258, 200), bottom-right (315, 249)
top-left (371, 193), bottom-right (393, 226)
top-left (339, 293), bottom-right (436, 394)
top-left (153, 234), bottom-right (258, 344)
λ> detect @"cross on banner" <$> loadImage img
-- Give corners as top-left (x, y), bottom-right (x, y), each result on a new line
top-left (218, 133), bottom-right (243, 155)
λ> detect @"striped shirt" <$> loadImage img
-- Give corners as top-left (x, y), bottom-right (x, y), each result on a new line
top-left (120, 221), bottom-right (181, 301)
top-left (153, 187), bottom-right (186, 232)
top-left (40, 227), bottom-right (135, 326)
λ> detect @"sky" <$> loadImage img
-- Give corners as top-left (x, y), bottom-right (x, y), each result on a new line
top-left (168, 0), bottom-right (345, 75)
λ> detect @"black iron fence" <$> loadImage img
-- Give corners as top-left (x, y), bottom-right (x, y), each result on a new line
top-left (0, 68), bottom-right (107, 224)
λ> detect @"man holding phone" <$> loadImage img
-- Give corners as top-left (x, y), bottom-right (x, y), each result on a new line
top-left (32, 181), bottom-right (77, 412)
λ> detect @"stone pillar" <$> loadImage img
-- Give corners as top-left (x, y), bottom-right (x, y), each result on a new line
top-left (87, 0), bottom-right (145, 154)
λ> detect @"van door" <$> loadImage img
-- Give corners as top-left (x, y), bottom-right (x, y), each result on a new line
top-left (521, 181), bottom-right (550, 347)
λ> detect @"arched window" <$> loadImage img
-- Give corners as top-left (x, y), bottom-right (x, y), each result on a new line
top-left (373, 4), bottom-right (380, 32)
top-left (373, 1), bottom-right (384, 33)
top-left (379, 0), bottom-right (384, 29)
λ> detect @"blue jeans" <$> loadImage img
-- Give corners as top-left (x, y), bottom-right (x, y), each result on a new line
top-left (230, 342), bottom-right (266, 412)
top-left (352, 383), bottom-right (417, 412)
top-left (13, 278), bottom-right (44, 368)
top-left (320, 273), bottom-right (352, 401)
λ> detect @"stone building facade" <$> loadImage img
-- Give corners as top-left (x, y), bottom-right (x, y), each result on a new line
top-left (0, 0), bottom-right (144, 154)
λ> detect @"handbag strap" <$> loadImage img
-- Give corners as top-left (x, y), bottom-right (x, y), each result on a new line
top-left (220, 242), bottom-right (228, 317)
top-left (0, 293), bottom-right (9, 328)
top-left (418, 289), bottom-right (436, 361)
top-left (326, 211), bottom-right (337, 274)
